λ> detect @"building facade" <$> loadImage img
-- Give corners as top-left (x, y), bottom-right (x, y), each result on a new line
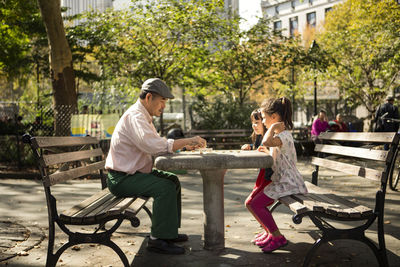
top-left (61, 0), bottom-right (113, 25)
top-left (261, 0), bottom-right (343, 37)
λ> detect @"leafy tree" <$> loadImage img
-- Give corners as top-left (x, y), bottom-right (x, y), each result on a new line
top-left (194, 16), bottom-right (282, 107)
top-left (318, 0), bottom-right (400, 128)
top-left (0, 0), bottom-right (47, 102)
top-left (37, 0), bottom-right (77, 135)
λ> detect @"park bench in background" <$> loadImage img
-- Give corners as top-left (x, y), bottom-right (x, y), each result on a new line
top-left (273, 132), bottom-right (397, 267)
top-left (23, 135), bottom-right (151, 267)
top-left (184, 129), bottom-right (252, 149)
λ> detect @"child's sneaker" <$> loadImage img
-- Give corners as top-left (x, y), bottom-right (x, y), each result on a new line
top-left (255, 233), bottom-right (272, 247)
top-left (251, 232), bottom-right (267, 244)
top-left (261, 235), bottom-right (288, 253)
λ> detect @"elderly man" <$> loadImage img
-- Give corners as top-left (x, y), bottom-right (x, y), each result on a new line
top-left (105, 78), bottom-right (206, 254)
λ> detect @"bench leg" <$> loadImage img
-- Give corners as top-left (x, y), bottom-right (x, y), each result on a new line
top-left (101, 239), bottom-right (130, 267)
top-left (302, 237), bottom-right (325, 267)
top-left (143, 205), bottom-right (152, 220)
top-left (46, 217), bottom-right (130, 267)
top-left (360, 235), bottom-right (388, 267)
top-left (304, 214), bottom-right (388, 267)
top-left (269, 201), bottom-right (281, 213)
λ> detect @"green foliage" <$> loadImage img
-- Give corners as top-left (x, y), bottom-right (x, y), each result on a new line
top-left (0, 0), bottom-right (47, 78)
top-left (66, 0), bottom-right (282, 111)
top-left (191, 96), bottom-right (257, 130)
top-left (318, 0), bottom-right (400, 117)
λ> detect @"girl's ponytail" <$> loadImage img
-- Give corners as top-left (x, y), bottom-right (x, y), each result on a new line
top-left (282, 97), bottom-right (293, 130)
top-left (262, 97), bottom-right (293, 130)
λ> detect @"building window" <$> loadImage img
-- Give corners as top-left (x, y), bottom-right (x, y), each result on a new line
top-left (309, 0), bottom-right (314, 5)
top-left (307, 12), bottom-right (316, 28)
top-left (289, 17), bottom-right (298, 37)
top-left (274, 20), bottom-right (282, 31)
top-left (325, 7), bottom-right (333, 13)
top-left (291, 1), bottom-right (295, 10)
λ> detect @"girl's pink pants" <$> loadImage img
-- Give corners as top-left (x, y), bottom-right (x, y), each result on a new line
top-left (245, 169), bottom-right (278, 233)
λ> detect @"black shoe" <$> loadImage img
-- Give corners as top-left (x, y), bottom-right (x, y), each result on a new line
top-left (147, 238), bottom-right (185, 255)
top-left (164, 234), bottom-right (189, 243)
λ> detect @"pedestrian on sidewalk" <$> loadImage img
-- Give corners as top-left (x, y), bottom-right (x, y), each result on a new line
top-left (105, 78), bottom-right (206, 255)
top-left (247, 97), bottom-right (308, 253)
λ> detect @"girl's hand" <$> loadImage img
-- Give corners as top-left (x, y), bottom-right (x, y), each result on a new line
top-left (257, 145), bottom-right (270, 154)
top-left (241, 144), bottom-right (251, 150)
top-left (271, 122), bottom-right (285, 134)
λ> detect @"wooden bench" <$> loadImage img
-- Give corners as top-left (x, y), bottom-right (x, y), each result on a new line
top-left (23, 135), bottom-right (151, 267)
top-left (272, 132), bottom-right (398, 267)
top-left (184, 129), bottom-right (252, 149)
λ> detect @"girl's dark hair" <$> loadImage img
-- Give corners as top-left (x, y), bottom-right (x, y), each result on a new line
top-left (261, 97), bottom-right (293, 130)
top-left (250, 109), bottom-right (267, 145)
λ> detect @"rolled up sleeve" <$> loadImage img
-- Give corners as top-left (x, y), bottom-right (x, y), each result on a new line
top-left (126, 114), bottom-right (174, 155)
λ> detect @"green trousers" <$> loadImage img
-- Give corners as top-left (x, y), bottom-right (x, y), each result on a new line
top-left (107, 169), bottom-right (181, 239)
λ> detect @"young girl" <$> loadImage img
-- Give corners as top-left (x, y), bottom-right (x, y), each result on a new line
top-left (246, 97), bottom-right (308, 253)
top-left (241, 109), bottom-right (266, 151)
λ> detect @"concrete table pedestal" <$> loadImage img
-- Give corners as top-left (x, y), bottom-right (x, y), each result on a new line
top-left (154, 150), bottom-right (273, 250)
top-left (200, 169), bottom-right (227, 250)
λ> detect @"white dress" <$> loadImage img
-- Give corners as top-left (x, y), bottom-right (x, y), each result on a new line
top-left (263, 130), bottom-right (308, 199)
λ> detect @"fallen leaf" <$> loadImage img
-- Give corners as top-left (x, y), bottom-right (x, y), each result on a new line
top-left (17, 251), bottom-right (29, 256)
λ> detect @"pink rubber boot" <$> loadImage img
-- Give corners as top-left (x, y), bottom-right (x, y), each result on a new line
top-left (261, 235), bottom-right (288, 253)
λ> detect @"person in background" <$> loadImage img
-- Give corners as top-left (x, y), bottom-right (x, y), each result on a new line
top-left (331, 113), bottom-right (348, 132)
top-left (374, 95), bottom-right (399, 150)
top-left (374, 95), bottom-right (399, 133)
top-left (311, 110), bottom-right (329, 144)
top-left (247, 97), bottom-right (308, 253)
top-left (105, 78), bottom-right (206, 255)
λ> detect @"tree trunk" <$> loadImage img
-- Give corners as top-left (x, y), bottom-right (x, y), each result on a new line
top-left (37, 0), bottom-right (77, 136)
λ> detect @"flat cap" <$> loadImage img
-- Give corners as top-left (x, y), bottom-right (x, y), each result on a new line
top-left (141, 78), bottom-right (174, 99)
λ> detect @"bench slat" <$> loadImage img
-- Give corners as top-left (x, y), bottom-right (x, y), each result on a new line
top-left (61, 189), bottom-right (110, 217)
top-left (47, 161), bottom-right (105, 186)
top-left (278, 195), bottom-right (309, 214)
top-left (305, 181), bottom-right (373, 217)
top-left (32, 136), bottom-right (99, 148)
top-left (314, 144), bottom-right (388, 161)
top-left (318, 132), bottom-right (396, 143)
top-left (69, 194), bottom-right (116, 224)
top-left (42, 148), bottom-right (103, 166)
top-left (108, 197), bottom-right (142, 216)
top-left (299, 193), bottom-right (353, 218)
top-left (311, 157), bottom-right (384, 181)
top-left (290, 194), bottom-right (326, 213)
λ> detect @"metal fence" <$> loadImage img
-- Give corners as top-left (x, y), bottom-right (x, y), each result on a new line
top-left (0, 104), bottom-right (120, 169)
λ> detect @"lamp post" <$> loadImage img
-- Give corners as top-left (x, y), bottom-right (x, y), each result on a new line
top-left (309, 40), bottom-right (319, 116)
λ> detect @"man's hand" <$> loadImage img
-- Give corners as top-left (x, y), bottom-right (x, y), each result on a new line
top-left (188, 136), bottom-right (207, 149)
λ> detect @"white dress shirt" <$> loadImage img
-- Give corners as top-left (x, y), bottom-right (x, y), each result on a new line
top-left (105, 99), bottom-right (174, 174)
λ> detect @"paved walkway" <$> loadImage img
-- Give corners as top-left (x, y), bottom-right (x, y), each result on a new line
top-left (0, 159), bottom-right (399, 266)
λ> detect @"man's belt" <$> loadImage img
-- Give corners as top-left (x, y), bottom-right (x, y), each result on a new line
top-left (108, 169), bottom-right (128, 176)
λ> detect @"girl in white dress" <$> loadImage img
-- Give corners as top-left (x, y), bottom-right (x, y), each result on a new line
top-left (247, 97), bottom-right (308, 253)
